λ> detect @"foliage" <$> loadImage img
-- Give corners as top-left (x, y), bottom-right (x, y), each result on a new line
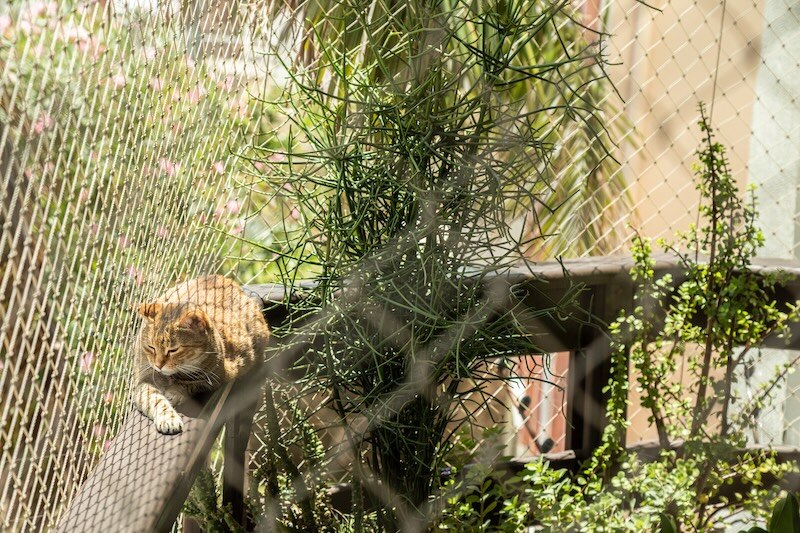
top-left (184, 467), bottom-right (248, 533)
top-left (765, 493), bottom-right (800, 533)
top-left (245, 0), bottom-right (630, 529)
top-left (435, 429), bottom-right (530, 532)
top-left (517, 105), bottom-right (800, 531)
top-left (437, 465), bottom-right (529, 532)
top-left (736, 492), bottom-right (800, 533)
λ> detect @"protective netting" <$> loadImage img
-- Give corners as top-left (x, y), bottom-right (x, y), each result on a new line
top-left (2, 0), bottom-right (800, 530)
top-left (0, 1), bottom-right (261, 530)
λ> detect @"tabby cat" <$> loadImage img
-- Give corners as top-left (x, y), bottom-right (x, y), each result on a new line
top-left (133, 275), bottom-right (269, 434)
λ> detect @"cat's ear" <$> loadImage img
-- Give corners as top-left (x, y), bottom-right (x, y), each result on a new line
top-left (137, 302), bottom-right (162, 320)
top-left (177, 308), bottom-right (210, 331)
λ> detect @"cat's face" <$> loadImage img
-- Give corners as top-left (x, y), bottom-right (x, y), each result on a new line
top-left (137, 302), bottom-right (215, 376)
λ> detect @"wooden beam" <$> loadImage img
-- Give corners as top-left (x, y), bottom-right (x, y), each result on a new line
top-left (222, 400), bottom-right (258, 528)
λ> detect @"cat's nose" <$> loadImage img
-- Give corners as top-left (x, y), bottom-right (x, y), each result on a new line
top-left (154, 361), bottom-right (165, 370)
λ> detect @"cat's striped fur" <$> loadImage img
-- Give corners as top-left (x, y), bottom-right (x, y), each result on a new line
top-left (133, 275), bottom-right (269, 434)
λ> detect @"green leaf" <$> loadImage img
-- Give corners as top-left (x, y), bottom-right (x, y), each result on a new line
top-left (659, 512), bottom-right (677, 533)
top-left (768, 493), bottom-right (800, 533)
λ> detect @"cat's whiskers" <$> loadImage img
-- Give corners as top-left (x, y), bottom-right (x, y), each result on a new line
top-left (176, 363), bottom-right (220, 386)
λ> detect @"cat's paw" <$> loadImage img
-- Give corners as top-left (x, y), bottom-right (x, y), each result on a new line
top-left (154, 409), bottom-right (184, 435)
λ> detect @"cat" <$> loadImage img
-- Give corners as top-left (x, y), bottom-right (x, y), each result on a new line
top-left (133, 275), bottom-right (270, 434)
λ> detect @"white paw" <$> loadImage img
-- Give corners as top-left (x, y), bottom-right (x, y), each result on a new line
top-left (154, 410), bottom-right (184, 435)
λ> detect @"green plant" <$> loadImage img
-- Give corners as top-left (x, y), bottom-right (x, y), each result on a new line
top-left (0, 1), bottom-right (256, 449)
top-left (184, 467), bottom-right (248, 533)
top-left (247, 0), bottom-right (627, 529)
top-left (435, 428), bottom-right (530, 532)
top-left (0, 4), bottom-right (278, 529)
top-left (738, 492), bottom-right (800, 533)
top-left (521, 105), bottom-right (800, 531)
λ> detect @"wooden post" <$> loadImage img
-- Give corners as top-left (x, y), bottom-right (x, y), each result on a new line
top-left (223, 399), bottom-right (258, 529)
top-left (565, 349), bottom-right (585, 454)
top-left (565, 345), bottom-right (611, 457)
top-left (565, 281), bottom-right (632, 457)
top-left (182, 517), bottom-right (203, 533)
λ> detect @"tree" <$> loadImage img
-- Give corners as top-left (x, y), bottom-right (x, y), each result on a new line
top-left (244, 0), bottom-right (633, 529)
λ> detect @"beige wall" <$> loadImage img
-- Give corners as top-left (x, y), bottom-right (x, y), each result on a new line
top-left (605, 0), bottom-right (764, 244)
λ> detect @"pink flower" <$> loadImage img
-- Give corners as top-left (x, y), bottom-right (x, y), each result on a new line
top-left (230, 97), bottom-right (249, 119)
top-left (219, 75), bottom-right (235, 92)
top-left (254, 162), bottom-right (267, 173)
top-left (0, 15), bottom-right (12, 36)
top-left (61, 23), bottom-right (90, 43)
top-left (27, 2), bottom-right (58, 18)
top-left (89, 223), bottom-right (99, 235)
top-left (90, 151), bottom-right (99, 161)
top-left (110, 71), bottom-right (126, 89)
top-left (92, 424), bottom-right (107, 438)
top-left (79, 352), bottom-right (95, 374)
top-left (158, 158), bottom-right (178, 177)
top-left (213, 206), bottom-right (225, 220)
top-left (118, 234), bottom-right (131, 248)
top-left (156, 226), bottom-right (169, 239)
top-left (149, 77), bottom-right (164, 91)
top-left (17, 20), bottom-right (35, 36)
top-left (226, 199), bottom-right (241, 215)
top-left (103, 392), bottom-right (114, 404)
top-left (186, 85), bottom-right (206, 104)
top-left (78, 37), bottom-right (104, 59)
top-left (269, 152), bottom-right (285, 163)
top-left (211, 161), bottom-right (225, 175)
top-left (142, 46), bottom-right (157, 60)
top-left (230, 219), bottom-right (245, 235)
top-left (185, 57), bottom-right (195, 70)
top-left (103, 440), bottom-right (113, 452)
top-left (125, 265), bottom-right (144, 286)
top-left (290, 207), bottom-right (301, 220)
top-left (32, 113), bottom-right (53, 134)
top-left (78, 187), bottom-right (90, 203)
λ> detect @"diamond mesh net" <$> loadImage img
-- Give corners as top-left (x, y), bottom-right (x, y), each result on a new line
top-left (2, 0), bottom-right (800, 530)
top-left (0, 1), bottom-right (261, 529)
